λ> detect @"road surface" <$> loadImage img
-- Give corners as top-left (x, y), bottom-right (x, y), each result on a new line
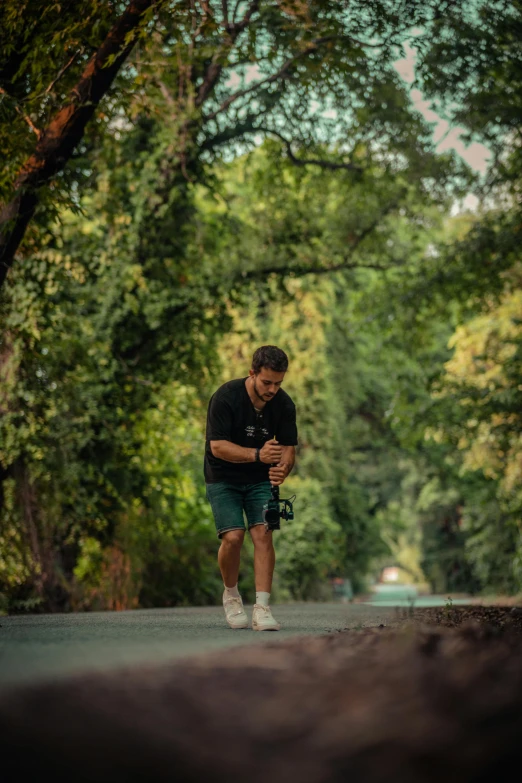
top-left (1, 602), bottom-right (399, 687)
top-left (0, 588), bottom-right (473, 688)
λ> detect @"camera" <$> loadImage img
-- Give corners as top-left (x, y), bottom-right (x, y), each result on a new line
top-left (263, 484), bottom-right (295, 531)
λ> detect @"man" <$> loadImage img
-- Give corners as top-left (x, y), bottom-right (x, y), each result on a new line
top-left (204, 345), bottom-right (298, 631)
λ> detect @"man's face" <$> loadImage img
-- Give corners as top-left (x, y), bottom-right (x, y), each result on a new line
top-left (250, 367), bottom-right (286, 402)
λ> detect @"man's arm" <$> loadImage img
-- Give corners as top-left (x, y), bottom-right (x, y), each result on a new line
top-left (210, 441), bottom-right (256, 463)
top-left (269, 445), bottom-right (296, 486)
top-left (211, 440), bottom-right (284, 464)
top-left (280, 446), bottom-right (295, 474)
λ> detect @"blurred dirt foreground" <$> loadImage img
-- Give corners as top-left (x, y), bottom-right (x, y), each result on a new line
top-left (2, 606), bottom-right (522, 782)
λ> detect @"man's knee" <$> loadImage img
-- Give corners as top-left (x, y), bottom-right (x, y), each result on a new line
top-left (220, 529), bottom-right (245, 549)
top-left (250, 525), bottom-right (273, 549)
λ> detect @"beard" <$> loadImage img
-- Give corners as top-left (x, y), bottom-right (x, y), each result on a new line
top-left (253, 378), bottom-right (272, 402)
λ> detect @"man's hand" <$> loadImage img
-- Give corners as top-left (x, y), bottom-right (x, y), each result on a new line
top-left (259, 439), bottom-right (283, 464)
top-left (269, 462), bottom-right (290, 486)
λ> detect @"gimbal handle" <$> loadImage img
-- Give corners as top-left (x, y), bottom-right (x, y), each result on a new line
top-left (269, 464), bottom-right (280, 499)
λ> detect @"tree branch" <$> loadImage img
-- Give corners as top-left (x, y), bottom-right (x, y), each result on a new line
top-left (16, 109), bottom-right (42, 140)
top-left (231, 0), bottom-right (242, 26)
top-left (119, 194), bottom-right (406, 342)
top-left (251, 126), bottom-right (363, 172)
top-left (203, 36), bottom-right (339, 123)
top-left (0, 88), bottom-right (43, 138)
top-left (234, 0), bottom-right (260, 32)
top-left (44, 51), bottom-right (81, 95)
top-left (194, 1), bottom-right (260, 107)
top-left (239, 260), bottom-right (392, 280)
top-left (157, 79), bottom-right (177, 109)
top-left (191, 0), bottom-right (213, 42)
top-left (199, 111), bottom-right (264, 151)
top-left (0, 0), bottom-right (158, 289)
top-left (233, 194), bottom-right (405, 282)
top-left (221, 0), bottom-right (229, 27)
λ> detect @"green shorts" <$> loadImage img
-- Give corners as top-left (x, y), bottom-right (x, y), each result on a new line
top-left (205, 481), bottom-right (272, 538)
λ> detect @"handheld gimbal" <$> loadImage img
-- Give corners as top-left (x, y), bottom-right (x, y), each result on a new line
top-left (262, 483), bottom-right (295, 532)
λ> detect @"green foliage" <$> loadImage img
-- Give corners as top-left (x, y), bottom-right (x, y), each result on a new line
top-left (274, 476), bottom-right (342, 601)
top-left (3, 0), bottom-right (522, 612)
top-left (0, 161), bottom-right (228, 609)
top-left (0, 0), bottom-right (118, 200)
top-left (385, 0), bottom-right (522, 594)
top-left (128, 384), bottom-right (221, 608)
top-left (212, 142), bottom-right (455, 591)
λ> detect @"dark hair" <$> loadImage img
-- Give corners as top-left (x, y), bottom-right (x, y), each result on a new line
top-left (252, 345), bottom-right (289, 374)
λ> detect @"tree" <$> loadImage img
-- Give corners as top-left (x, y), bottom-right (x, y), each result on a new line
top-left (0, 0), bottom-right (157, 286)
top-left (1, 0), bottom-right (456, 289)
top-left (1, 1), bottom-right (472, 609)
top-left (410, 0), bottom-right (522, 306)
top-left (432, 280), bottom-right (522, 592)
top-left (392, 0), bottom-right (522, 592)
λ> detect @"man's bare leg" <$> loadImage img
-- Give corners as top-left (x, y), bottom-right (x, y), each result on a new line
top-left (249, 525), bottom-right (275, 592)
top-left (218, 529), bottom-right (245, 587)
top-left (250, 525), bottom-right (279, 630)
top-left (219, 529), bottom-right (248, 629)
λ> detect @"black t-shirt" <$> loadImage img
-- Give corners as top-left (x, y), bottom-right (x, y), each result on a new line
top-left (204, 377), bottom-right (298, 484)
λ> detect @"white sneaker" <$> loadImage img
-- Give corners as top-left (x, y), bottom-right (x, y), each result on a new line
top-left (223, 592), bottom-right (248, 629)
top-left (252, 603), bottom-right (281, 631)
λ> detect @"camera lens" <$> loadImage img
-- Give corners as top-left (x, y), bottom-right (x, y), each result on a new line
top-left (265, 508), bottom-right (279, 525)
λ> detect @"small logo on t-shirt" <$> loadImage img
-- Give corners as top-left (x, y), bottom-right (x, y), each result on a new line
top-left (246, 424), bottom-right (269, 439)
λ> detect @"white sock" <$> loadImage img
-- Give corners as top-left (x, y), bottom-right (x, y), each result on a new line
top-left (224, 584), bottom-right (239, 598)
top-left (256, 591), bottom-right (270, 607)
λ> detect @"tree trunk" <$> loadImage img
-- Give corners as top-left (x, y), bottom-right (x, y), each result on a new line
top-left (0, 0), bottom-right (155, 289)
top-left (13, 459), bottom-right (45, 601)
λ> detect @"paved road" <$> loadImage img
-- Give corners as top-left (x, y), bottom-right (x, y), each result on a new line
top-left (0, 602), bottom-right (400, 687)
